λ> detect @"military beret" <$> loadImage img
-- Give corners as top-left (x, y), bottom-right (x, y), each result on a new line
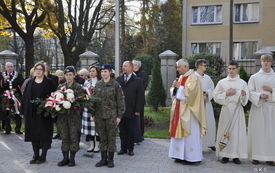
top-left (101, 64), bottom-right (112, 70)
top-left (64, 66), bottom-right (75, 74)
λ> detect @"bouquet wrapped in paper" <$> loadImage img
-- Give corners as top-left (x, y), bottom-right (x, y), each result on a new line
top-left (32, 86), bottom-right (97, 117)
top-left (1, 90), bottom-right (21, 118)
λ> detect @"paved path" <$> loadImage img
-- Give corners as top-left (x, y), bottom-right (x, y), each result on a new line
top-left (0, 132), bottom-right (274, 173)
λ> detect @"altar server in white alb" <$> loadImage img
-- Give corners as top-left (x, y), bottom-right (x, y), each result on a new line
top-left (247, 54), bottom-right (275, 166)
top-left (194, 59), bottom-right (216, 151)
top-left (213, 60), bottom-right (248, 165)
top-left (168, 59), bottom-right (207, 164)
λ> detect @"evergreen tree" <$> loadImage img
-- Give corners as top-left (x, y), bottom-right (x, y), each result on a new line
top-left (239, 65), bottom-right (249, 82)
top-left (154, 0), bottom-right (182, 57)
top-left (147, 59), bottom-right (166, 111)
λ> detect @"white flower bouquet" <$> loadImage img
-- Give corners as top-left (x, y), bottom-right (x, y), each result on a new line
top-left (31, 86), bottom-right (97, 117)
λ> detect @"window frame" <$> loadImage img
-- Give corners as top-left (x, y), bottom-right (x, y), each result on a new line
top-left (192, 5), bottom-right (222, 25)
top-left (191, 42), bottom-right (221, 55)
top-left (234, 3), bottom-right (260, 23)
top-left (233, 41), bottom-right (258, 60)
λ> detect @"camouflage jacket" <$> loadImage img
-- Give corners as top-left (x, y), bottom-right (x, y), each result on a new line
top-left (92, 78), bottom-right (125, 119)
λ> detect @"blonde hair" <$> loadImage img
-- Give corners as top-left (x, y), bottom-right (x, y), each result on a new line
top-left (55, 70), bottom-right (64, 76)
top-left (261, 54), bottom-right (273, 62)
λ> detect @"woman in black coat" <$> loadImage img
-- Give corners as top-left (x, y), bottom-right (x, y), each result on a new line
top-left (20, 62), bottom-right (56, 164)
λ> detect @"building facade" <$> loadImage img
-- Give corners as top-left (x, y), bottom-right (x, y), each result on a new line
top-left (182, 0), bottom-right (275, 74)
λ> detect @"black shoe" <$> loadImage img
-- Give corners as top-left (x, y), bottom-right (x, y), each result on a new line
top-left (182, 160), bottom-right (200, 165)
top-left (233, 158), bottom-right (241, 164)
top-left (209, 146), bottom-right (216, 151)
top-left (117, 149), bottom-right (127, 155)
top-left (174, 158), bottom-right (184, 163)
top-left (29, 156), bottom-right (39, 164)
top-left (221, 157), bottom-right (229, 164)
top-left (36, 157), bottom-right (46, 164)
top-left (5, 131), bottom-right (10, 134)
top-left (128, 150), bottom-right (134, 156)
top-left (52, 134), bottom-right (60, 139)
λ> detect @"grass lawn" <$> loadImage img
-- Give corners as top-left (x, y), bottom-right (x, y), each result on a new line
top-left (4, 107), bottom-right (172, 139)
top-left (144, 107), bottom-right (170, 139)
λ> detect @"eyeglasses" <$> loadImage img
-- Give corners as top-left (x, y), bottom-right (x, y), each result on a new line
top-left (34, 68), bottom-right (44, 71)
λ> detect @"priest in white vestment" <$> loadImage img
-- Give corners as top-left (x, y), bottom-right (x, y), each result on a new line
top-left (247, 54), bottom-right (275, 166)
top-left (195, 59), bottom-right (216, 151)
top-left (213, 60), bottom-right (248, 164)
top-left (168, 59), bottom-right (207, 164)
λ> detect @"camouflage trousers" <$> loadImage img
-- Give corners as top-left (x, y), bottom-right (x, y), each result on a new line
top-left (57, 113), bottom-right (81, 152)
top-left (95, 117), bottom-right (118, 152)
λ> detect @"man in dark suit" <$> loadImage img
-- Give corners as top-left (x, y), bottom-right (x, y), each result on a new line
top-left (0, 62), bottom-right (24, 134)
top-left (132, 60), bottom-right (149, 140)
top-left (44, 62), bottom-right (59, 88)
top-left (116, 61), bottom-right (143, 156)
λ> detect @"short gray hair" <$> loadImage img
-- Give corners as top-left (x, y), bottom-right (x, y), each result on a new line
top-left (176, 59), bottom-right (189, 67)
top-left (132, 60), bottom-right (142, 67)
top-left (79, 68), bottom-right (89, 76)
top-left (5, 62), bottom-right (13, 67)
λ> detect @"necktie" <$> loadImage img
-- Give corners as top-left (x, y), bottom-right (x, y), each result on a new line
top-left (124, 75), bottom-right (128, 84)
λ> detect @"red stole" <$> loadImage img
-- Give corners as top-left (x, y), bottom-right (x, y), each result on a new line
top-left (170, 76), bottom-right (189, 138)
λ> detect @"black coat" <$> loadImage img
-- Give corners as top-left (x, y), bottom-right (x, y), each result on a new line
top-left (21, 76), bottom-right (56, 141)
top-left (135, 70), bottom-right (149, 91)
top-left (47, 73), bottom-right (59, 89)
top-left (116, 73), bottom-right (143, 118)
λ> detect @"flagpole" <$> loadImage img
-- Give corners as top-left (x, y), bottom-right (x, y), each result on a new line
top-left (115, 0), bottom-right (120, 76)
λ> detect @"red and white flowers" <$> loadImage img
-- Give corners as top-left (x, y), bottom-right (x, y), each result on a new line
top-left (32, 86), bottom-right (96, 117)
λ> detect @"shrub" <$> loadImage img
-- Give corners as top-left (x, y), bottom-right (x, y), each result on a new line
top-left (146, 59), bottom-right (166, 111)
top-left (186, 53), bottom-right (224, 85)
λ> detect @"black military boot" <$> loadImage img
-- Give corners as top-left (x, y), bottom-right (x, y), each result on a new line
top-left (95, 151), bottom-right (108, 167)
top-left (68, 151), bottom-right (76, 167)
top-left (107, 152), bottom-right (115, 168)
top-left (57, 152), bottom-right (69, 166)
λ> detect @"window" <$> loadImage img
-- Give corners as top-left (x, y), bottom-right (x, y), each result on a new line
top-left (233, 42), bottom-right (257, 59)
top-left (191, 43), bottom-right (221, 55)
top-left (192, 5), bottom-right (222, 24)
top-left (234, 3), bottom-right (259, 23)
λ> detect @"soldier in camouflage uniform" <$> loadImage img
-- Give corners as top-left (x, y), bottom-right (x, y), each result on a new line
top-left (57, 66), bottom-right (83, 167)
top-left (92, 64), bottom-right (125, 168)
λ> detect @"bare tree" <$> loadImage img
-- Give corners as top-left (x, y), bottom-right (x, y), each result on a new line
top-left (0, 0), bottom-right (46, 76)
top-left (42, 0), bottom-right (115, 68)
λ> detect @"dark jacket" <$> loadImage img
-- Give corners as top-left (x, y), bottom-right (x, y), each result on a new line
top-left (116, 73), bottom-right (143, 118)
top-left (47, 73), bottom-right (59, 89)
top-left (21, 76), bottom-right (56, 141)
top-left (135, 69), bottom-right (149, 91)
